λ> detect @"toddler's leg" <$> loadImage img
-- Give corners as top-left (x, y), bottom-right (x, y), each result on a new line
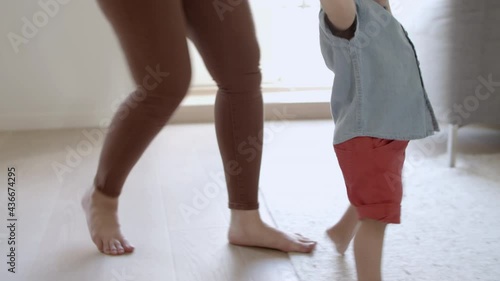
top-left (333, 137), bottom-right (408, 280)
top-left (354, 219), bottom-right (387, 281)
top-left (328, 208), bottom-right (387, 281)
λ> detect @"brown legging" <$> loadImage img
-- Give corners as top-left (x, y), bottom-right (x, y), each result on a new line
top-left (93, 0), bottom-right (263, 210)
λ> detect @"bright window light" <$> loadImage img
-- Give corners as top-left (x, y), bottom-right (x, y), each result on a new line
top-left (190, 0), bottom-right (333, 89)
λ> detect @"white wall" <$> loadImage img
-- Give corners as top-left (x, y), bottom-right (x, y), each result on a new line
top-left (0, 0), bottom-right (131, 130)
top-left (0, 0), bottom-right (332, 131)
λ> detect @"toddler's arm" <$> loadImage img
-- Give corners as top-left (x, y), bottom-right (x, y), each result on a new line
top-left (321, 0), bottom-right (392, 33)
top-left (320, 0), bottom-right (357, 32)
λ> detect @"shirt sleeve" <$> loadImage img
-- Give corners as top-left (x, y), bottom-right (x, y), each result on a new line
top-left (318, 9), bottom-right (337, 71)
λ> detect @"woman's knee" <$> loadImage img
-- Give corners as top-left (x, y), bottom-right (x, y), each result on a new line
top-left (217, 67), bottom-right (262, 95)
top-left (132, 63), bottom-right (191, 120)
top-left (144, 63), bottom-right (191, 97)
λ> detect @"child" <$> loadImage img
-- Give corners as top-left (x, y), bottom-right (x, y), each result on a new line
top-left (318, 0), bottom-right (439, 280)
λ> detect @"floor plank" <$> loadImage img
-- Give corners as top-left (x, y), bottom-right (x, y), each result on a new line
top-left (0, 124), bottom-right (299, 281)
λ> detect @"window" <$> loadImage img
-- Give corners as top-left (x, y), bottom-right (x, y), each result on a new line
top-left (189, 0), bottom-right (332, 90)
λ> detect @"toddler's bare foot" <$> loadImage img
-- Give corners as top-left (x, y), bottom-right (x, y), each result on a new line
top-left (327, 205), bottom-right (359, 255)
top-left (326, 223), bottom-right (358, 255)
top-left (228, 210), bottom-right (316, 253)
top-left (81, 186), bottom-right (134, 255)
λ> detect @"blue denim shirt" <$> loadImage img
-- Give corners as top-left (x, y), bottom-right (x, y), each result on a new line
top-left (319, 0), bottom-right (439, 144)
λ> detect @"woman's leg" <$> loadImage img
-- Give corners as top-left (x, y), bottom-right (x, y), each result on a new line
top-left (82, 0), bottom-right (191, 255)
top-left (183, 0), bottom-right (316, 252)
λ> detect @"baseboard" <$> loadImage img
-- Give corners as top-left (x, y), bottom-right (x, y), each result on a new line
top-left (170, 102), bottom-right (332, 124)
top-left (0, 89), bottom-right (332, 131)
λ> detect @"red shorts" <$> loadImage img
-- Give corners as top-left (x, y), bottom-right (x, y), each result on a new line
top-left (334, 137), bottom-right (409, 224)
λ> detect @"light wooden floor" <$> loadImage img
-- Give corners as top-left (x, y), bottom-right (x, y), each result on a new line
top-left (0, 123), bottom-right (301, 281)
top-left (0, 121), bottom-right (499, 281)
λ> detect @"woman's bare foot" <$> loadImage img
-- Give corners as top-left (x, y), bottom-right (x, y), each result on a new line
top-left (81, 186), bottom-right (134, 255)
top-left (228, 210), bottom-right (317, 253)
